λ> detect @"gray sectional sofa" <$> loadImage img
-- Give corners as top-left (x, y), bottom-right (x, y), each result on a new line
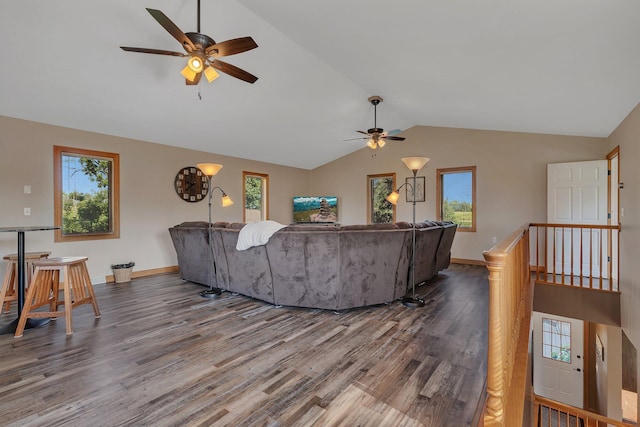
top-left (169, 220), bottom-right (456, 310)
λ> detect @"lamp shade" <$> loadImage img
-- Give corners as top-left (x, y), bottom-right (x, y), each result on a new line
top-left (385, 190), bottom-right (400, 205)
top-left (221, 194), bottom-right (234, 207)
top-left (401, 157), bottom-right (430, 172)
top-left (197, 163), bottom-right (223, 177)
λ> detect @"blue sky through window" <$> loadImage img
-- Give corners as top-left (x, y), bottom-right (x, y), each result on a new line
top-left (62, 155), bottom-right (100, 194)
top-left (442, 171), bottom-right (472, 203)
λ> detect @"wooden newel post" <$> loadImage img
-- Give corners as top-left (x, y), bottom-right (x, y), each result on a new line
top-left (483, 252), bottom-right (507, 426)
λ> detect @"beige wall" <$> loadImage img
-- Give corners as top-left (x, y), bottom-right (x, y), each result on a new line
top-left (607, 102), bottom-right (640, 415)
top-left (0, 115), bottom-right (619, 278)
top-left (0, 116), bottom-right (310, 283)
top-left (593, 324), bottom-right (623, 419)
top-left (310, 125), bottom-right (607, 260)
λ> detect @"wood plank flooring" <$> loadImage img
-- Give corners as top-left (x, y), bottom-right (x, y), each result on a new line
top-left (0, 264), bottom-right (488, 427)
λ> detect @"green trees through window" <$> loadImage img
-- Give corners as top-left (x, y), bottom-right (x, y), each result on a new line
top-left (62, 156), bottom-right (111, 234)
top-left (243, 171), bottom-right (268, 222)
top-left (54, 146), bottom-right (119, 242)
top-left (442, 199), bottom-right (473, 227)
top-left (436, 166), bottom-right (476, 232)
top-left (367, 173), bottom-right (396, 224)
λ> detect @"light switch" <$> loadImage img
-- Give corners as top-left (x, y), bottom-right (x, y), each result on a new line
top-left (24, 185), bottom-right (31, 194)
top-left (24, 207), bottom-right (31, 216)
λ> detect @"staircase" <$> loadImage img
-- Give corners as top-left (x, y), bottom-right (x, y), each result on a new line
top-left (480, 222), bottom-right (627, 427)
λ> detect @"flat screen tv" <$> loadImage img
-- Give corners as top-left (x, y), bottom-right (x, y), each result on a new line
top-left (293, 196), bottom-right (338, 223)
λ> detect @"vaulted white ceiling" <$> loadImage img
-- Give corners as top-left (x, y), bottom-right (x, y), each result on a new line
top-left (1, 1), bottom-right (639, 169)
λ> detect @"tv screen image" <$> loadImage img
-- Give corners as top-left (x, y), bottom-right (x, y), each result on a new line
top-left (293, 196), bottom-right (338, 223)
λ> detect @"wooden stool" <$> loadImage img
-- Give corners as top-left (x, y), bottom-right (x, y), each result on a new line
top-left (14, 257), bottom-right (101, 337)
top-left (0, 251), bottom-right (51, 314)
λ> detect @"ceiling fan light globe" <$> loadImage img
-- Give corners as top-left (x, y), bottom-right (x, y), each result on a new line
top-left (204, 66), bottom-right (220, 83)
top-left (378, 139), bottom-right (386, 148)
top-left (367, 139), bottom-right (376, 150)
top-left (181, 64), bottom-right (198, 82)
top-left (187, 56), bottom-right (204, 73)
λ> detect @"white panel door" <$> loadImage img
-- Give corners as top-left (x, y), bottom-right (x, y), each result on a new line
top-left (532, 312), bottom-right (584, 408)
top-left (610, 154), bottom-right (619, 281)
top-left (547, 161), bottom-right (608, 277)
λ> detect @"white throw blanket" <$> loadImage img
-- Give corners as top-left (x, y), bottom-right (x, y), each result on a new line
top-left (236, 220), bottom-right (287, 250)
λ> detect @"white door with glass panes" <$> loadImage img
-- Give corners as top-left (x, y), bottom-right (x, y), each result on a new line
top-left (532, 312), bottom-right (584, 408)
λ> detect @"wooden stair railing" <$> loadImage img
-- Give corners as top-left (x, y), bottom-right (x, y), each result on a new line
top-left (534, 395), bottom-right (635, 427)
top-left (481, 223), bottom-right (625, 426)
top-left (482, 224), bottom-right (535, 426)
top-left (529, 223), bottom-right (621, 292)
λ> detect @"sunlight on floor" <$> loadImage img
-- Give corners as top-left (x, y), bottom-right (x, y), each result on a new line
top-left (622, 389), bottom-right (637, 424)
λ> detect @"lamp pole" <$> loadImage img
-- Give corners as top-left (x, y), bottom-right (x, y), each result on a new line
top-left (403, 167), bottom-right (425, 307)
top-left (196, 163), bottom-right (233, 299)
top-left (200, 173), bottom-right (222, 298)
top-left (385, 157), bottom-right (430, 308)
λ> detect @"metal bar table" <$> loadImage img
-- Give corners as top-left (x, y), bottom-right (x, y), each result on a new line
top-left (0, 226), bottom-right (59, 335)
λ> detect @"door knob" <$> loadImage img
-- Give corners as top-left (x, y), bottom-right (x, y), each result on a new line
top-left (575, 368), bottom-right (581, 372)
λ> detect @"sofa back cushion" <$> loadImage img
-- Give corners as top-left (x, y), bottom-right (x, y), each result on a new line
top-left (338, 228), bottom-right (411, 307)
top-left (413, 225), bottom-right (444, 284)
top-left (168, 225), bottom-right (212, 286)
top-left (215, 229), bottom-right (274, 303)
top-left (266, 230), bottom-right (341, 310)
top-left (434, 222), bottom-right (457, 272)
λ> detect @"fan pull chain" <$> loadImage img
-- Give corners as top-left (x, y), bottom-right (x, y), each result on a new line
top-left (198, 89), bottom-right (202, 100)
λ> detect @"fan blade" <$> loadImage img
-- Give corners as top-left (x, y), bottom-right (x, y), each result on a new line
top-left (356, 130), bottom-right (370, 136)
top-left (344, 137), bottom-right (368, 141)
top-left (120, 46), bottom-right (187, 57)
top-left (210, 59), bottom-right (258, 83)
top-left (385, 136), bottom-right (406, 141)
top-left (146, 8), bottom-right (196, 52)
top-left (186, 72), bottom-right (203, 85)
top-left (206, 37), bottom-right (258, 57)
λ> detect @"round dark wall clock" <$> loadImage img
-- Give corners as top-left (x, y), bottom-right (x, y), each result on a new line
top-left (174, 166), bottom-right (208, 202)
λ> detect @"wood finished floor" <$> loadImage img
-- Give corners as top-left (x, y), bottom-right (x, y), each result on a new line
top-left (0, 264), bottom-right (488, 427)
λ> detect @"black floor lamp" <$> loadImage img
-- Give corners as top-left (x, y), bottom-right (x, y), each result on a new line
top-left (386, 156), bottom-right (430, 308)
top-left (196, 163), bottom-right (234, 299)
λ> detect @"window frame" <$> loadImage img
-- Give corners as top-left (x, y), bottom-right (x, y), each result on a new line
top-left (242, 171), bottom-right (269, 222)
top-left (53, 145), bottom-right (120, 242)
top-left (436, 165), bottom-right (476, 232)
top-left (367, 173), bottom-right (396, 224)
top-left (542, 317), bottom-right (572, 363)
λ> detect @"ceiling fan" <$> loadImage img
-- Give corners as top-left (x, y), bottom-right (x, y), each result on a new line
top-left (347, 96), bottom-right (406, 150)
top-left (120, 0), bottom-right (258, 85)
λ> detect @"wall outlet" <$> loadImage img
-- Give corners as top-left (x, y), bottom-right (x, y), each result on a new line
top-left (24, 185), bottom-right (31, 194)
top-left (24, 207), bottom-right (31, 216)
top-left (492, 236), bottom-right (497, 244)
